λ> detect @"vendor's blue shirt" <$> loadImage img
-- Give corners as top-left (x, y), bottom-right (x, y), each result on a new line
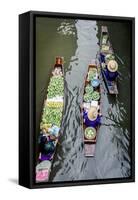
top-left (104, 68), bottom-right (118, 81)
top-left (100, 53), bottom-right (105, 63)
top-left (83, 110), bottom-right (101, 128)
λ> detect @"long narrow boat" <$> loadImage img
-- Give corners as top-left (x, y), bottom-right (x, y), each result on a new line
top-left (82, 63), bottom-right (101, 157)
top-left (36, 57), bottom-right (64, 183)
top-left (99, 26), bottom-right (118, 94)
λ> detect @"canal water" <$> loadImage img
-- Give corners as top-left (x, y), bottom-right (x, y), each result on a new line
top-left (36, 17), bottom-right (131, 181)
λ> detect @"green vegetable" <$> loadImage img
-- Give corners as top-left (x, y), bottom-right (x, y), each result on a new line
top-left (84, 87), bottom-right (100, 102)
top-left (41, 107), bottom-right (63, 127)
top-left (87, 70), bottom-right (96, 81)
top-left (84, 93), bottom-right (92, 102)
top-left (91, 91), bottom-right (100, 101)
top-left (85, 84), bottom-right (93, 93)
top-left (84, 85), bottom-right (94, 102)
top-left (47, 76), bottom-right (64, 98)
top-left (40, 75), bottom-right (64, 130)
top-left (85, 127), bottom-right (96, 140)
top-left (105, 54), bottom-right (115, 61)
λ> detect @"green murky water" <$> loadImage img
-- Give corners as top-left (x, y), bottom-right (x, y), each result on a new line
top-left (36, 17), bottom-right (131, 181)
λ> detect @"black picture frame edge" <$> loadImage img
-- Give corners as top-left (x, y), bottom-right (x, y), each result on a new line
top-left (19, 11), bottom-right (135, 189)
top-left (19, 12), bottom-right (31, 188)
top-left (20, 10), bottom-right (135, 21)
top-left (131, 17), bottom-right (135, 182)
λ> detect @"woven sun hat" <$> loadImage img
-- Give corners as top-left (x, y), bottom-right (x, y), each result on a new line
top-left (88, 106), bottom-right (98, 121)
top-left (107, 60), bottom-right (118, 72)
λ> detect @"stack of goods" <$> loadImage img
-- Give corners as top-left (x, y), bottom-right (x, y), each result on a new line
top-left (40, 75), bottom-right (64, 130)
top-left (84, 84), bottom-right (100, 102)
top-left (84, 69), bottom-right (100, 103)
top-left (38, 67), bottom-right (64, 162)
top-left (83, 66), bottom-right (101, 137)
top-left (87, 68), bottom-right (97, 81)
top-left (102, 34), bottom-right (108, 45)
top-left (47, 76), bottom-right (64, 99)
top-left (105, 54), bottom-right (115, 64)
top-left (101, 44), bottom-right (110, 52)
top-left (52, 67), bottom-right (62, 76)
top-left (101, 33), bottom-right (109, 52)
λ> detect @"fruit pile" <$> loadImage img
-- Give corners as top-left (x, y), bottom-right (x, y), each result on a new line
top-left (101, 44), bottom-right (110, 51)
top-left (85, 127), bottom-right (96, 140)
top-left (40, 72), bottom-right (64, 130)
top-left (41, 107), bottom-right (63, 128)
top-left (85, 84), bottom-right (93, 93)
top-left (91, 91), bottom-right (100, 101)
top-left (87, 68), bottom-right (97, 81)
top-left (84, 84), bottom-right (100, 102)
top-left (47, 76), bottom-right (64, 98)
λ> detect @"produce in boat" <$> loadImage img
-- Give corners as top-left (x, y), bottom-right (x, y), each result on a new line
top-left (36, 57), bottom-right (64, 183)
top-left (82, 63), bottom-right (102, 157)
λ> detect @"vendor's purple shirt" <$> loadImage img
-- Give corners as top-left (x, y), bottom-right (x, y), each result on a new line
top-left (99, 53), bottom-right (118, 81)
top-left (100, 53), bottom-right (105, 63)
top-left (83, 110), bottom-right (101, 128)
top-left (40, 153), bottom-right (52, 161)
top-left (104, 68), bottom-right (118, 81)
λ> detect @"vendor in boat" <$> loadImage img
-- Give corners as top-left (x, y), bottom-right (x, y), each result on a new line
top-left (38, 140), bottom-right (55, 161)
top-left (83, 106), bottom-right (101, 128)
top-left (38, 128), bottom-right (56, 161)
top-left (105, 60), bottom-right (119, 81)
top-left (40, 125), bottom-right (59, 141)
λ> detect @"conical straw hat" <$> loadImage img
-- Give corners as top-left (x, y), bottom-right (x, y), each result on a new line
top-left (88, 106), bottom-right (98, 121)
top-left (107, 60), bottom-right (118, 72)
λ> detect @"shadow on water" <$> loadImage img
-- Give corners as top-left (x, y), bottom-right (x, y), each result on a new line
top-left (36, 18), bottom-right (131, 182)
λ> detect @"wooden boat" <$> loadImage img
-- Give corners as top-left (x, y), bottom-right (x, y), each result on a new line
top-left (35, 57), bottom-right (64, 183)
top-left (99, 26), bottom-right (118, 94)
top-left (82, 63), bottom-right (101, 157)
